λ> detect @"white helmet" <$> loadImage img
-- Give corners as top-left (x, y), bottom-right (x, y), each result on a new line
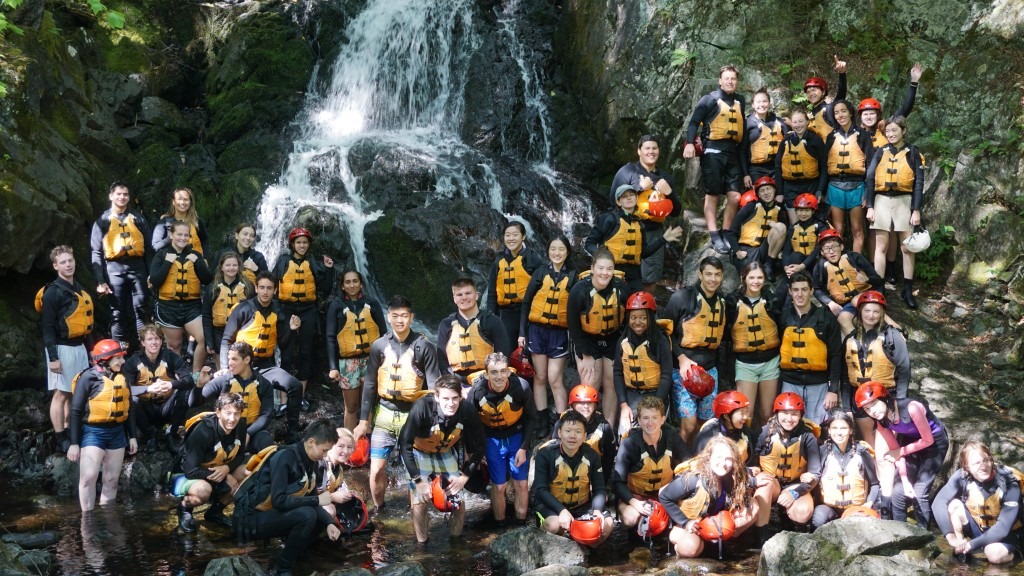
top-left (903, 228), bottom-right (932, 253)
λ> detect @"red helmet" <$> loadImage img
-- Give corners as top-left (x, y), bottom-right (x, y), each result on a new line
top-left (568, 515), bottom-right (604, 546)
top-left (841, 505), bottom-right (881, 519)
top-left (509, 346), bottom-right (535, 379)
top-left (91, 339), bottom-right (126, 362)
top-left (857, 290), bottom-right (887, 309)
top-left (637, 500), bottom-right (671, 539)
top-left (817, 228), bottom-right (842, 246)
top-left (713, 391), bottom-right (751, 420)
top-left (857, 98), bottom-right (882, 113)
top-left (739, 190), bottom-right (758, 208)
top-left (569, 384), bottom-right (599, 405)
top-left (626, 291), bottom-right (657, 311)
top-left (346, 436), bottom-right (369, 467)
top-left (773, 392), bottom-right (804, 413)
top-left (288, 227), bottom-right (312, 245)
top-left (854, 381), bottom-right (889, 409)
top-left (646, 197), bottom-right (674, 219)
top-left (804, 77), bottom-right (828, 93)
top-left (696, 510), bottom-right (736, 542)
top-left (682, 366), bottom-right (716, 399)
top-left (431, 476), bottom-right (460, 512)
top-left (335, 496), bottom-right (370, 532)
top-left (793, 193), bottom-right (819, 210)
top-left (754, 176), bottom-right (777, 192)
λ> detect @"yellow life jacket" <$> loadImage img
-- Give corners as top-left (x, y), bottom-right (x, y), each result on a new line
top-left (133, 358), bottom-right (173, 401)
top-left (157, 254), bottom-right (202, 301)
top-left (781, 139), bottom-right (819, 180)
top-left (603, 216), bottom-right (643, 265)
top-left (228, 375), bottom-right (263, 425)
top-left (182, 412), bottom-right (242, 468)
top-left (72, 371), bottom-right (130, 425)
top-left (337, 304), bottom-right (381, 358)
top-left (102, 213), bottom-right (146, 260)
top-left (187, 223), bottom-right (203, 255)
top-left (626, 439), bottom-right (676, 497)
top-left (825, 254), bottom-right (871, 305)
top-left (585, 424), bottom-right (606, 457)
top-left (679, 292), bottom-right (725, 350)
top-left (444, 318), bottom-right (494, 373)
top-left (211, 282), bottom-right (249, 328)
top-left (676, 476), bottom-right (714, 521)
top-left (759, 433), bottom-right (807, 484)
top-left (870, 127), bottom-right (887, 149)
top-left (377, 345), bottom-right (426, 402)
top-left (237, 445), bottom-right (315, 512)
top-left (827, 131), bottom-right (866, 176)
top-left (780, 326), bottom-right (829, 372)
top-left (875, 148), bottom-right (916, 194)
top-left (845, 334), bottom-right (896, 388)
top-left (707, 98), bottom-right (743, 142)
top-left (36, 283), bottom-right (94, 338)
top-left (732, 298), bottom-right (779, 353)
top-left (819, 444), bottom-right (871, 508)
top-left (620, 338), bottom-right (661, 391)
top-left (738, 203), bottom-right (781, 247)
top-left (236, 308), bottom-right (277, 359)
top-left (323, 463), bottom-right (345, 493)
top-left (808, 108), bottom-right (832, 141)
top-left (279, 259), bottom-right (317, 303)
top-left (750, 117), bottom-right (785, 164)
top-left (413, 421), bottom-right (463, 454)
top-left (476, 391), bottom-right (524, 429)
top-left (964, 467), bottom-right (1024, 531)
top-left (550, 452), bottom-right (592, 509)
top-left (528, 273), bottom-right (570, 328)
top-left (496, 253), bottom-right (532, 307)
top-left (580, 285), bottom-right (624, 337)
top-left (790, 222), bottom-right (818, 257)
top-left (635, 189), bottom-right (669, 223)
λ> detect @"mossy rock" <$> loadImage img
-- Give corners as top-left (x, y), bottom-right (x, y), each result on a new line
top-left (129, 142), bottom-right (180, 209)
top-left (206, 100), bottom-right (256, 145)
top-left (206, 83), bottom-right (305, 147)
top-left (207, 11), bottom-right (314, 94)
top-left (216, 131), bottom-right (284, 174)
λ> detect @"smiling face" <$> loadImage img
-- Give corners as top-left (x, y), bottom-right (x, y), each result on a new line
top-left (572, 401), bottom-right (595, 420)
top-left (170, 223), bottom-right (191, 250)
top-left (292, 236), bottom-right (310, 257)
top-left (828, 418), bottom-right (851, 447)
top-left (637, 140), bottom-right (660, 169)
top-left (718, 69), bottom-right (738, 94)
top-left (452, 284), bottom-right (478, 314)
top-left (436, 386), bottom-right (462, 418)
top-left (752, 91), bottom-right (771, 116)
top-left (221, 256), bottom-right (240, 282)
top-left (805, 86), bottom-right (823, 105)
top-left (590, 256), bottom-right (615, 290)
top-left (859, 302), bottom-right (884, 330)
top-left (504, 226), bottom-right (524, 253)
top-left (328, 434), bottom-right (355, 465)
top-left (777, 409), bottom-right (801, 431)
top-left (833, 103), bottom-right (852, 128)
top-left (227, 349), bottom-right (252, 377)
top-left (885, 123), bottom-right (905, 146)
top-left (558, 420), bottom-right (586, 452)
top-left (698, 264), bottom-right (723, 295)
top-left (109, 186), bottom-right (130, 210)
top-left (173, 189), bottom-right (192, 215)
top-left (709, 443), bottom-right (736, 477)
top-left (236, 226), bottom-right (256, 250)
top-left (790, 112), bottom-right (808, 134)
top-left (729, 409), bottom-right (746, 430)
top-left (628, 309), bottom-right (649, 336)
top-left (548, 238), bottom-right (568, 266)
top-left (217, 405), bottom-right (241, 434)
top-left (963, 447), bottom-right (995, 483)
top-left (485, 360), bottom-right (511, 392)
top-left (387, 307), bottom-right (413, 337)
top-left (638, 406), bottom-right (665, 436)
top-left (789, 280), bottom-right (812, 309)
top-left (342, 271), bottom-right (363, 298)
top-left (860, 110), bottom-right (878, 128)
top-left (617, 190), bottom-right (638, 212)
top-left (744, 267), bottom-right (765, 297)
top-left (142, 330), bottom-right (163, 357)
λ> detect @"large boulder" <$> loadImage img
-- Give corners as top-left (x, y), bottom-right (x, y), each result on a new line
top-left (757, 518), bottom-right (942, 576)
top-left (203, 555), bottom-right (266, 576)
top-left (520, 567), bottom-right (588, 576)
top-left (376, 562), bottom-right (427, 576)
top-left (0, 532), bottom-right (60, 550)
top-left (489, 527), bottom-right (586, 576)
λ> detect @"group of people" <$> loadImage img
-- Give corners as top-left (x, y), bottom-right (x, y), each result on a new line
top-left (35, 57), bottom-right (1020, 575)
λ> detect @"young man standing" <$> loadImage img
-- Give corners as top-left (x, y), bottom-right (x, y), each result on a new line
top-left (437, 278), bottom-right (510, 394)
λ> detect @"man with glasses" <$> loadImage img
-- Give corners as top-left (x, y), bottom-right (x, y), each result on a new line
top-left (811, 229), bottom-right (884, 335)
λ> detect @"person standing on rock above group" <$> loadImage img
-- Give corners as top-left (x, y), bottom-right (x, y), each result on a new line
top-left (934, 441), bottom-right (1023, 565)
top-left (855, 382), bottom-right (948, 527)
top-left (353, 295), bottom-right (440, 512)
top-left (865, 116), bottom-right (926, 309)
top-left (803, 56), bottom-right (848, 142)
top-left (661, 256), bottom-right (727, 445)
top-left (273, 227), bottom-right (335, 411)
top-left (586, 184), bottom-right (684, 294)
top-left (218, 272), bottom-right (303, 441)
top-left (487, 220), bottom-right (543, 344)
top-left (775, 109), bottom-right (828, 225)
top-left (567, 248), bottom-right (629, 424)
top-left (609, 134), bottom-right (683, 292)
top-left (825, 99), bottom-right (874, 254)
top-left (726, 176), bottom-right (787, 280)
top-left (194, 341), bottom-right (275, 452)
top-left (438, 277), bottom-right (510, 395)
top-left (151, 187), bottom-right (209, 259)
top-left (150, 220), bottom-right (214, 373)
top-left (67, 339), bottom-right (138, 512)
top-left (326, 270), bottom-right (386, 432)
top-left (777, 271), bottom-right (842, 424)
top-left (612, 291), bottom-right (672, 433)
top-left (40, 245), bottom-right (95, 454)
top-left (725, 262), bottom-right (781, 429)
top-left (122, 324), bottom-right (193, 454)
top-left (812, 228), bottom-right (885, 336)
top-left (215, 223), bottom-right (268, 286)
top-left (90, 181), bottom-right (152, 345)
top-left (519, 235), bottom-right (576, 437)
top-left (744, 88), bottom-right (789, 185)
top-left (202, 252), bottom-right (254, 372)
top-left (811, 409), bottom-right (879, 529)
top-left (683, 65), bottom-right (749, 254)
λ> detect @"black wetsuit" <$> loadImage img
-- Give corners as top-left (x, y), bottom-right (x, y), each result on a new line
top-left (90, 208), bottom-right (152, 341)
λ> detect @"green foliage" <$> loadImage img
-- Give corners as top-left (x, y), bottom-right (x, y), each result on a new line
top-left (921, 129), bottom-right (958, 179)
top-left (915, 225), bottom-right (957, 283)
top-left (670, 48), bottom-right (696, 68)
top-left (86, 0), bottom-right (125, 29)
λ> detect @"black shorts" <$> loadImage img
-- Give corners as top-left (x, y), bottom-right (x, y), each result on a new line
top-left (701, 151), bottom-right (743, 196)
top-left (575, 336), bottom-right (616, 360)
top-left (155, 299), bottom-right (202, 329)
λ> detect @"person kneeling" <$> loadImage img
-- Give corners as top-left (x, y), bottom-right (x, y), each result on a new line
top-left (532, 410), bottom-right (613, 547)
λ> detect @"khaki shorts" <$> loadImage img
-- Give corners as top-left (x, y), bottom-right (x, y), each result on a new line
top-left (871, 194), bottom-right (912, 233)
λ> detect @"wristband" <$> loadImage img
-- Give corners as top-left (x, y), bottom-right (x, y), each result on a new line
top-left (789, 489), bottom-right (800, 499)
top-left (413, 476), bottom-right (424, 485)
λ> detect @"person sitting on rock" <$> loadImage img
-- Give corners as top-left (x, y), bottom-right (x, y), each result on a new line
top-left (192, 341), bottom-right (274, 452)
top-left (122, 324), bottom-right (193, 454)
top-left (659, 436), bottom-right (758, 557)
top-left (934, 441), bottom-right (1022, 565)
top-left (169, 391), bottom-right (249, 533)
top-left (695, 391), bottom-right (758, 469)
top-left (811, 228), bottom-right (885, 336)
top-left (532, 409), bottom-right (613, 547)
top-left (613, 396), bottom-right (690, 530)
top-left (726, 176), bottom-right (787, 281)
top-left (811, 409), bottom-right (878, 529)
top-left (550, 385), bottom-right (618, 485)
top-left (752, 392), bottom-right (821, 540)
top-left (613, 291), bottom-right (672, 432)
top-left (773, 194), bottom-right (829, 308)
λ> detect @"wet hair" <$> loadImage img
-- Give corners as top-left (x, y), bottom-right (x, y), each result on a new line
top-left (888, 115), bottom-right (908, 133)
top-left (168, 219), bottom-right (191, 235)
top-left (637, 134), bottom-right (660, 149)
top-left (304, 418), bottom-right (340, 444)
top-left (957, 441), bottom-right (994, 478)
top-left (789, 270), bottom-right (812, 290)
top-left (228, 341), bottom-right (254, 361)
top-left (692, 436), bottom-right (752, 512)
top-left (49, 245), bottom-right (73, 263)
top-left (636, 395), bottom-right (666, 417)
top-left (719, 65), bottom-right (738, 77)
top-left (138, 323), bottom-right (164, 342)
top-left (790, 108), bottom-right (809, 121)
top-left (557, 409), bottom-right (587, 432)
top-left (215, 392), bottom-right (246, 412)
top-left (591, 247), bottom-right (615, 267)
top-left (387, 295), bottom-right (413, 313)
top-left (739, 261), bottom-right (766, 295)
top-left (484, 351), bottom-right (509, 371)
top-left (451, 277), bottom-right (476, 291)
top-left (434, 374), bottom-right (463, 395)
top-left (698, 255), bottom-right (725, 273)
top-left (162, 187), bottom-right (198, 225)
top-left (254, 271), bottom-right (276, 287)
top-left (820, 409), bottom-right (855, 451)
top-left (503, 220), bottom-right (526, 236)
top-left (214, 251), bottom-right (254, 297)
top-left (108, 181), bottom-right (129, 195)
top-left (548, 234), bottom-right (573, 264)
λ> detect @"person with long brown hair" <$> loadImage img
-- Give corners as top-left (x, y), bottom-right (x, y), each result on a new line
top-left (202, 251), bottom-right (254, 371)
top-left (152, 187), bottom-right (209, 257)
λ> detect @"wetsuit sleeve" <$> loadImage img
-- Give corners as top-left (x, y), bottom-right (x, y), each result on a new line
top-left (219, 304), bottom-right (247, 368)
top-left (850, 252), bottom-right (883, 291)
top-left (812, 135), bottom-right (829, 195)
top-left (727, 205), bottom-right (755, 252)
top-left (168, 351), bottom-right (195, 390)
top-left (641, 224), bottom-right (667, 258)
top-left (737, 96), bottom-right (750, 177)
top-left (90, 218), bottom-right (109, 285)
top-left (613, 335), bottom-right (627, 404)
top-left (601, 422), bottom-right (617, 477)
top-left (519, 270), bottom-right (544, 338)
top-left (325, 301), bottom-right (343, 372)
top-left (887, 328), bottom-right (911, 400)
top-left (811, 260), bottom-right (834, 307)
top-left (971, 475), bottom-right (1022, 549)
top-left (835, 73), bottom-right (847, 100)
top-left (247, 380), bottom-right (273, 436)
top-left (685, 94), bottom-right (717, 144)
top-left (910, 147), bottom-right (925, 211)
top-left (369, 301), bottom-right (386, 338)
top-left (202, 285), bottom-right (216, 350)
top-left (694, 423), bottom-right (715, 455)
top-left (460, 404), bottom-right (486, 472)
top-left (418, 339), bottom-right (441, 388)
top-left (792, 433), bottom-right (821, 496)
top-left (182, 422), bottom-right (216, 480)
top-left (136, 213), bottom-right (154, 271)
top-left (270, 449), bottom-right (320, 510)
top-left (753, 425), bottom-right (770, 459)
top-left (486, 258), bottom-right (499, 313)
top-left (861, 449), bottom-right (880, 507)
top-left (663, 289), bottom-right (693, 359)
top-left (589, 447), bottom-right (608, 512)
top-left (41, 286), bottom-right (62, 358)
top-left (518, 380), bottom-right (538, 452)
top-left (399, 399), bottom-right (429, 478)
top-left (487, 313), bottom-right (512, 357)
top-left (656, 333), bottom-right (674, 403)
top-left (670, 431), bottom-right (693, 463)
top-left (863, 149), bottom-right (883, 209)
top-left (743, 116), bottom-right (759, 170)
top-left (192, 251), bottom-right (214, 285)
top-left (313, 259), bottom-right (336, 303)
top-left (189, 374), bottom-right (226, 408)
top-left (611, 435), bottom-right (637, 502)
top-left (196, 219), bottom-right (210, 260)
top-left (932, 470), bottom-right (963, 535)
top-left (801, 224), bottom-right (824, 271)
top-left (151, 218), bottom-right (169, 254)
top-left (824, 312), bottom-right (843, 393)
top-left (583, 212), bottom-right (615, 258)
top-left (277, 307), bottom-right (293, 351)
top-left (659, 474), bottom-right (701, 526)
top-left (149, 249), bottom-right (172, 290)
top-left (898, 401), bottom-right (935, 457)
top-left (566, 285), bottom-right (598, 358)
top-left (68, 373), bottom-right (92, 445)
top-left (892, 82), bottom-right (917, 120)
top-left (360, 343), bottom-right (383, 421)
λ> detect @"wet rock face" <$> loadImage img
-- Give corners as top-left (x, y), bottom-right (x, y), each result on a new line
top-left (489, 527), bottom-right (586, 576)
